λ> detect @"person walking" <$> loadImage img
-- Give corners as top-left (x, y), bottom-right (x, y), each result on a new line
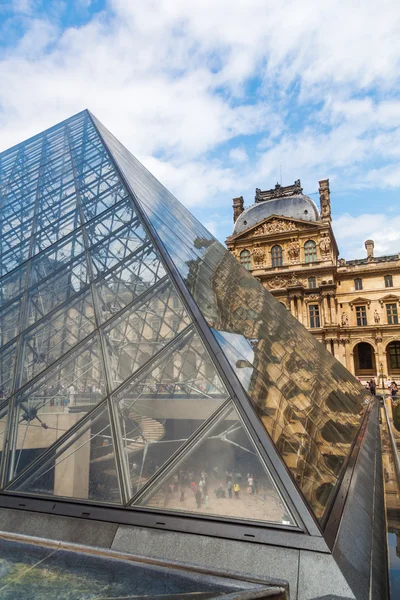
top-left (233, 482), bottom-right (240, 499)
top-left (368, 379), bottom-right (376, 396)
top-left (195, 489), bottom-right (202, 509)
top-left (227, 479), bottom-right (232, 499)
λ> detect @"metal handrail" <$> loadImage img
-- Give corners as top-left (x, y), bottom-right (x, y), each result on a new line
top-left (382, 396), bottom-right (400, 488)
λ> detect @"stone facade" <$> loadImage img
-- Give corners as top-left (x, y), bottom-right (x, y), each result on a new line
top-left (226, 178), bottom-right (400, 386)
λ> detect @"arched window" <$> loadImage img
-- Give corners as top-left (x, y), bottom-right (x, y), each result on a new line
top-left (308, 276), bottom-right (317, 288)
top-left (239, 249), bottom-right (251, 270)
top-left (271, 245), bottom-right (283, 267)
top-left (304, 240), bottom-right (317, 263)
top-left (354, 342), bottom-right (375, 374)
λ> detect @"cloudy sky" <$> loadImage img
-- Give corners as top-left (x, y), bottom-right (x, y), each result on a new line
top-left (1, 0), bottom-right (400, 259)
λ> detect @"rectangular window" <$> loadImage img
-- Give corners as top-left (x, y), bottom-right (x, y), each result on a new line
top-left (386, 303), bottom-right (398, 325)
top-left (385, 275), bottom-right (393, 288)
top-left (309, 304), bottom-right (320, 328)
top-left (354, 278), bottom-right (363, 291)
top-left (308, 277), bottom-right (316, 288)
top-left (356, 305), bottom-right (367, 326)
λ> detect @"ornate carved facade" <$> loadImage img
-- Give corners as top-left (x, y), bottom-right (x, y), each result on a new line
top-left (227, 178), bottom-right (400, 385)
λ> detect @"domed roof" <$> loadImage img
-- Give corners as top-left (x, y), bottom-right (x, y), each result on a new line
top-left (233, 194), bottom-right (320, 235)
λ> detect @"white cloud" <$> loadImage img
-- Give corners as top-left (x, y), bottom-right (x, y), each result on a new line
top-left (0, 0), bottom-right (400, 254)
top-left (334, 212), bottom-right (400, 258)
top-left (229, 147), bottom-right (248, 163)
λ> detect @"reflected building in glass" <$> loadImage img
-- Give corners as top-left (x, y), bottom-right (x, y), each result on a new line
top-left (0, 111), bottom-right (388, 599)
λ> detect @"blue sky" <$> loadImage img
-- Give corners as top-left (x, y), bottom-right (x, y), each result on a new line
top-left (1, 0), bottom-right (400, 259)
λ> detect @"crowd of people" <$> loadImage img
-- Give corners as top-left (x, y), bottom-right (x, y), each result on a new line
top-left (361, 378), bottom-right (398, 402)
top-left (163, 465), bottom-right (262, 510)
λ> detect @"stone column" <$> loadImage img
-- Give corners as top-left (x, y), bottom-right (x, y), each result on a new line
top-left (337, 340), bottom-right (347, 366)
top-left (290, 297), bottom-right (296, 317)
top-left (346, 342), bottom-right (353, 374)
top-left (302, 299), bottom-right (308, 325)
top-left (297, 296), bottom-right (303, 324)
top-left (332, 297), bottom-right (338, 326)
top-left (323, 295), bottom-right (330, 326)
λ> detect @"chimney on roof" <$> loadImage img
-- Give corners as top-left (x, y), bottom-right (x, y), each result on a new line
top-left (365, 239), bottom-right (374, 261)
top-left (233, 196), bottom-right (244, 223)
top-left (318, 179), bottom-right (331, 221)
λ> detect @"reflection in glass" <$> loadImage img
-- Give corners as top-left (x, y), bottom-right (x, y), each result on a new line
top-left (136, 403), bottom-right (295, 526)
top-left (0, 341), bottom-right (17, 400)
top-left (94, 117), bottom-right (367, 520)
top-left (8, 404), bottom-right (122, 504)
top-left (0, 403), bottom-right (8, 466)
top-left (7, 335), bottom-right (106, 481)
top-left (95, 244), bottom-right (166, 324)
top-left (0, 109), bottom-right (368, 529)
top-left (20, 291), bottom-right (96, 387)
top-left (111, 327), bottom-right (229, 497)
top-left (102, 279), bottom-right (191, 390)
top-left (0, 297), bottom-right (22, 344)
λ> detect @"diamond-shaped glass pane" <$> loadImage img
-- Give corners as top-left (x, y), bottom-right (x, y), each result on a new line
top-left (85, 199), bottom-right (139, 248)
top-left (0, 264), bottom-right (27, 307)
top-left (95, 244), bottom-right (166, 324)
top-left (19, 290), bottom-right (96, 387)
top-left (8, 404), bottom-right (122, 504)
top-left (89, 224), bottom-right (147, 283)
top-left (102, 279), bottom-right (191, 391)
top-left (6, 335), bottom-right (106, 481)
top-left (0, 297), bottom-right (22, 344)
top-left (26, 255), bottom-right (89, 330)
top-left (29, 230), bottom-right (85, 288)
top-left (0, 341), bottom-right (17, 401)
top-left (135, 402), bottom-right (296, 526)
top-left (0, 402), bottom-right (8, 467)
top-left (111, 327), bottom-right (229, 497)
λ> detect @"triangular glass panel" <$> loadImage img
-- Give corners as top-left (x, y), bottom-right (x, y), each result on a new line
top-left (8, 403), bottom-right (122, 505)
top-left (102, 278), bottom-right (191, 391)
top-left (19, 289), bottom-right (96, 388)
top-left (134, 402), bottom-right (296, 526)
top-left (5, 334), bottom-right (106, 482)
top-left (110, 327), bottom-right (229, 497)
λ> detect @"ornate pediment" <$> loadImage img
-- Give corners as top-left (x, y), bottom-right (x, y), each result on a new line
top-left (379, 294), bottom-right (400, 306)
top-left (349, 296), bottom-right (371, 309)
top-left (230, 214), bottom-right (320, 241)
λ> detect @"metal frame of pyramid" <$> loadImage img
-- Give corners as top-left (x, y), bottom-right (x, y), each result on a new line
top-left (0, 110), bottom-right (370, 553)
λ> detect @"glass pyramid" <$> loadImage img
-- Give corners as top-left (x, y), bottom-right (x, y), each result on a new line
top-left (0, 110), bottom-right (367, 531)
